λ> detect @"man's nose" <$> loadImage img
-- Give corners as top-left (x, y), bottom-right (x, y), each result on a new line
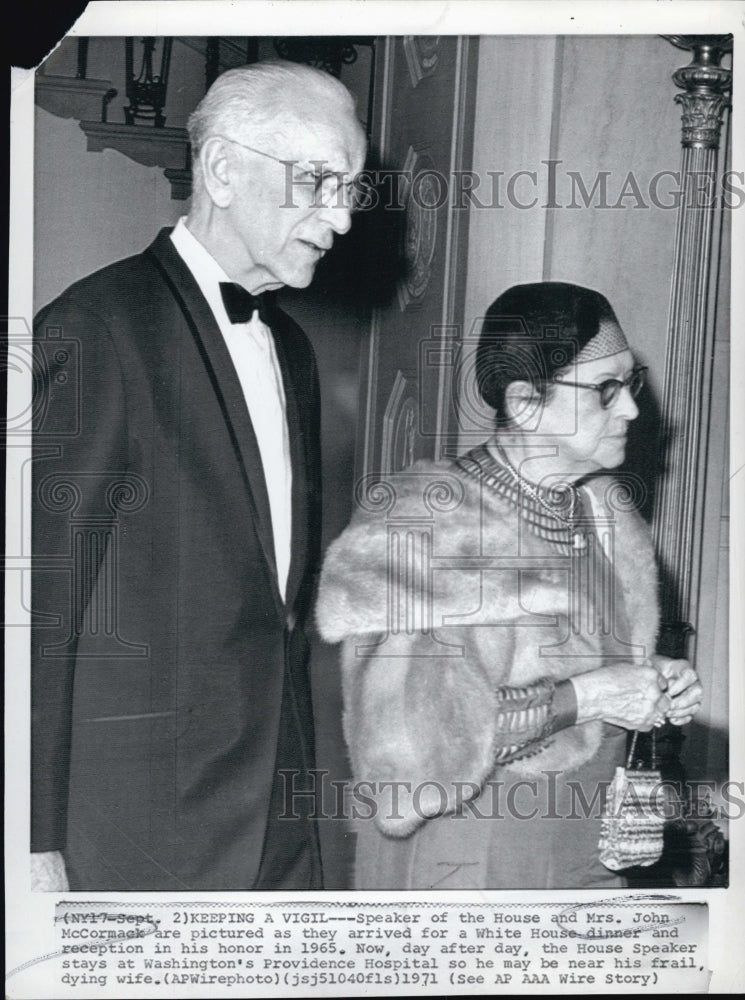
top-left (319, 201), bottom-right (353, 235)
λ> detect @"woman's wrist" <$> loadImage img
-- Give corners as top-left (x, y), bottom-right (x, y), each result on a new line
top-left (571, 671), bottom-right (604, 724)
top-left (551, 679), bottom-right (578, 733)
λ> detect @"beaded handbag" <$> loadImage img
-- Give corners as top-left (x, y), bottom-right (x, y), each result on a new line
top-left (598, 731), bottom-right (666, 871)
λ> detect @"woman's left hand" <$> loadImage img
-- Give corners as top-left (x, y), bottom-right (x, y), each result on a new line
top-left (649, 654), bottom-right (703, 726)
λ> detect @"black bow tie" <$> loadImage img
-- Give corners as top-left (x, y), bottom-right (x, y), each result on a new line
top-left (219, 282), bottom-right (270, 325)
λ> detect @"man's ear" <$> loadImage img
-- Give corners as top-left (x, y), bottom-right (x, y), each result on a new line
top-left (199, 137), bottom-right (236, 208)
top-left (504, 380), bottom-right (542, 426)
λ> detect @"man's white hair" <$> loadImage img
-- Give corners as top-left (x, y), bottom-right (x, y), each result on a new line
top-left (188, 59), bottom-right (358, 162)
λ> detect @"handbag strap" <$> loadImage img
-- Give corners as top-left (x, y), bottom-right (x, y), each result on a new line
top-left (626, 729), bottom-right (657, 771)
top-left (626, 728), bottom-right (658, 769)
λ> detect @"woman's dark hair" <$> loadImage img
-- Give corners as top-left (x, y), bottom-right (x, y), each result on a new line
top-left (476, 281), bottom-right (620, 426)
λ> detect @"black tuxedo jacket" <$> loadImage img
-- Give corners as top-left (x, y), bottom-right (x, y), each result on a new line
top-left (31, 229), bottom-right (323, 889)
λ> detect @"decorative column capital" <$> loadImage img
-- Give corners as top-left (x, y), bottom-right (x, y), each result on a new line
top-left (665, 34), bottom-right (733, 148)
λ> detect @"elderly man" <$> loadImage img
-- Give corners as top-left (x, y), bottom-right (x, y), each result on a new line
top-left (31, 61), bottom-right (367, 890)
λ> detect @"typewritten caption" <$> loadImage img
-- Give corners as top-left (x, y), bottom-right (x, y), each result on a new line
top-left (15, 899), bottom-right (710, 996)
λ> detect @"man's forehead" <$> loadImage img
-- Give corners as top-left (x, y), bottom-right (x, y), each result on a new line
top-left (275, 111), bottom-right (366, 172)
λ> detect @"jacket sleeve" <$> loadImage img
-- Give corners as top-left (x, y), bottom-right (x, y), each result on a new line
top-left (31, 296), bottom-right (128, 852)
top-left (336, 617), bottom-right (589, 836)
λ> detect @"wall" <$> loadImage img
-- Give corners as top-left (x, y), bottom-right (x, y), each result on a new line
top-left (34, 36), bottom-right (209, 310)
top-left (34, 108), bottom-right (183, 309)
top-left (463, 36), bottom-right (558, 342)
top-left (461, 35), bottom-right (683, 427)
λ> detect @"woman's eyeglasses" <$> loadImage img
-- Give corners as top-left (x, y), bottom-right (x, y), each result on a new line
top-left (552, 365), bottom-right (647, 409)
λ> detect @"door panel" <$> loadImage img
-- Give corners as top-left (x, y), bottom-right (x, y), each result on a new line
top-left (358, 36), bottom-right (478, 479)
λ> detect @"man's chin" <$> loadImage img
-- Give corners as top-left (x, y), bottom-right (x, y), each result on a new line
top-left (282, 267), bottom-right (317, 290)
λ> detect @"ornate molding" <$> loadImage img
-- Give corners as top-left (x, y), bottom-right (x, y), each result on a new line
top-left (381, 370), bottom-right (418, 473)
top-left (673, 91), bottom-right (730, 150)
top-left (397, 147), bottom-right (439, 311)
top-left (163, 167), bottom-right (192, 200)
top-left (79, 122), bottom-right (188, 169)
top-left (403, 36), bottom-right (440, 87)
top-left (35, 75), bottom-right (117, 123)
top-left (79, 121), bottom-right (191, 198)
top-left (665, 35), bottom-right (732, 149)
top-left (674, 90), bottom-right (730, 150)
top-left (637, 33), bottom-right (734, 887)
top-left (651, 35), bottom-right (732, 649)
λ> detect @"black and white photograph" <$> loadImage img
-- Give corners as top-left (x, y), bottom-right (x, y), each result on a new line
top-left (6, 1), bottom-right (744, 996)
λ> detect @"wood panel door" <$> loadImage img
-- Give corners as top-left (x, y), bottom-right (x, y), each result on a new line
top-left (357, 36), bottom-right (478, 480)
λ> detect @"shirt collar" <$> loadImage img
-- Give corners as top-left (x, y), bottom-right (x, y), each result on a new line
top-left (170, 216), bottom-right (233, 284)
top-left (169, 217), bottom-right (239, 331)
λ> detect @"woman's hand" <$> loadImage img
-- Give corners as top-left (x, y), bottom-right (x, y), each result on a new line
top-left (572, 663), bottom-right (672, 731)
top-left (649, 654), bottom-right (703, 726)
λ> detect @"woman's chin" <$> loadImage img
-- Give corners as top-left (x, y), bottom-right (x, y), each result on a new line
top-left (599, 440), bottom-right (627, 469)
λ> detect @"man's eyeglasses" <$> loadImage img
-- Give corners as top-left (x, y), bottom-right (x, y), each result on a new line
top-left (216, 134), bottom-right (361, 213)
top-left (552, 365), bottom-right (647, 409)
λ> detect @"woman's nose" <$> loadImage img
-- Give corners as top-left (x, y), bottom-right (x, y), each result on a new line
top-left (615, 384), bottom-right (640, 420)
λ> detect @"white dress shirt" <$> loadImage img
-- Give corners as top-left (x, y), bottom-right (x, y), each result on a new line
top-left (170, 217), bottom-right (293, 600)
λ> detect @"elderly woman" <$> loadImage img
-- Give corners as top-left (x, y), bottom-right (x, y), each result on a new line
top-left (316, 282), bottom-right (703, 889)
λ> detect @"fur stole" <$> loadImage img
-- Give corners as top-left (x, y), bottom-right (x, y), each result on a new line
top-left (316, 457), bottom-right (659, 835)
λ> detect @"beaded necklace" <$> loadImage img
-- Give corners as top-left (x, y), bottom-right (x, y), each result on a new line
top-left (455, 443), bottom-right (589, 555)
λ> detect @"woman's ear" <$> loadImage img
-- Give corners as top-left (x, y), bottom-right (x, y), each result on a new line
top-left (504, 380), bottom-right (542, 426)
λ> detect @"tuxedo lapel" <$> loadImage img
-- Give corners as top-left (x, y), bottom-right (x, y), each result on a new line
top-left (267, 307), bottom-right (309, 616)
top-left (147, 229), bottom-right (283, 612)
